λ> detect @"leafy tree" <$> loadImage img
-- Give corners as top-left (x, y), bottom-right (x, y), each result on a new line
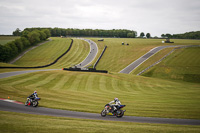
top-left (51, 28), bottom-right (57, 36)
top-left (6, 41), bottom-right (18, 57)
top-left (1, 28), bottom-right (51, 63)
top-left (21, 30), bottom-right (30, 38)
top-left (39, 31), bottom-right (47, 40)
top-left (161, 31), bottom-right (200, 39)
top-left (20, 37), bottom-right (30, 48)
top-left (14, 38), bottom-right (24, 52)
top-left (0, 45), bottom-right (7, 62)
top-left (27, 31), bottom-right (40, 44)
top-left (48, 28), bottom-right (137, 38)
top-left (161, 34), bottom-right (166, 38)
top-left (61, 29), bottom-right (66, 36)
top-left (166, 33), bottom-right (172, 38)
top-left (42, 29), bottom-right (51, 38)
top-left (146, 33), bottom-right (151, 38)
top-left (56, 28), bottom-right (61, 36)
top-left (127, 33), bottom-right (134, 38)
top-left (140, 32), bottom-right (145, 38)
top-left (12, 28), bottom-right (21, 36)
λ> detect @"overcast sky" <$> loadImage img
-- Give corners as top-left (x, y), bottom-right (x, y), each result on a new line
top-left (0, 0), bottom-right (200, 36)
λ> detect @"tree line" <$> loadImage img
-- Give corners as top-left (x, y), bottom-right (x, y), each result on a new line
top-left (1, 27), bottom-right (137, 63)
top-left (0, 29), bottom-right (51, 62)
top-left (139, 32), bottom-right (151, 38)
top-left (23, 28), bottom-right (137, 38)
top-left (161, 31), bottom-right (200, 39)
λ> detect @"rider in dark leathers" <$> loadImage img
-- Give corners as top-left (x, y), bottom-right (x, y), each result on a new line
top-left (27, 91), bottom-right (38, 105)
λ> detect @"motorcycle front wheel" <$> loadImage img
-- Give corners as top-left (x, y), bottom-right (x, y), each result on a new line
top-left (32, 101), bottom-right (38, 107)
top-left (101, 109), bottom-right (107, 117)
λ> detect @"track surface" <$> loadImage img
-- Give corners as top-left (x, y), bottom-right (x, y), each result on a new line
top-left (119, 45), bottom-right (179, 74)
top-left (75, 38), bottom-right (98, 68)
top-left (0, 100), bottom-right (199, 125)
top-left (0, 69), bottom-right (60, 79)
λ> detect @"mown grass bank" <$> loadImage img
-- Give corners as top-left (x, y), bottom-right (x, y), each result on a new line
top-left (1, 111), bottom-right (200, 133)
top-left (131, 47), bottom-right (175, 75)
top-left (0, 70), bottom-right (199, 119)
top-left (0, 37), bottom-right (90, 72)
top-left (13, 37), bottom-right (72, 67)
top-left (91, 38), bottom-right (200, 73)
top-left (0, 37), bottom-right (200, 132)
top-left (142, 47), bottom-right (200, 83)
top-left (13, 37), bottom-right (90, 69)
top-left (47, 38), bottom-right (90, 69)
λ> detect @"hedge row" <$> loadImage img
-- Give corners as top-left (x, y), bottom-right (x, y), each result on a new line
top-left (0, 29), bottom-right (51, 62)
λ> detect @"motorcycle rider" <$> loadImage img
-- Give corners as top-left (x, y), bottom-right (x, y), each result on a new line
top-left (27, 91), bottom-right (38, 105)
top-left (109, 97), bottom-right (121, 113)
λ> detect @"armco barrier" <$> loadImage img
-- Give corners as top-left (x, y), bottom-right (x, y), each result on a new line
top-left (93, 45), bottom-right (107, 69)
top-left (63, 67), bottom-right (108, 73)
top-left (0, 39), bottom-right (73, 69)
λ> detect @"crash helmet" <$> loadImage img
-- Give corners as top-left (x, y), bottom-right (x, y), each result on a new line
top-left (114, 97), bottom-right (119, 102)
top-left (34, 91), bottom-right (37, 94)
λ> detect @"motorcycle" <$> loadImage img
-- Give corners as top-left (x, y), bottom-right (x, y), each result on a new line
top-left (25, 97), bottom-right (41, 107)
top-left (101, 104), bottom-right (126, 118)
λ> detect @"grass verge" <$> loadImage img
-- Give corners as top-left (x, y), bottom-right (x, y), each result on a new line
top-left (142, 47), bottom-right (200, 83)
top-left (1, 111), bottom-right (200, 133)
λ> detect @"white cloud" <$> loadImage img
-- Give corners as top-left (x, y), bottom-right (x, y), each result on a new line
top-left (0, 0), bottom-right (200, 36)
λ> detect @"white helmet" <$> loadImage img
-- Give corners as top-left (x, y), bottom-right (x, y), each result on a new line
top-left (34, 91), bottom-right (37, 94)
top-left (114, 97), bottom-right (119, 102)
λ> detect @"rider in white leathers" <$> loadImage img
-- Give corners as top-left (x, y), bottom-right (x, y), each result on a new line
top-left (109, 98), bottom-right (121, 112)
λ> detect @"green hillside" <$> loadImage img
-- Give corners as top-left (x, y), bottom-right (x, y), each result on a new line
top-left (48, 38), bottom-right (90, 69)
top-left (3, 37), bottom-right (90, 69)
top-left (13, 37), bottom-right (72, 67)
top-left (0, 70), bottom-right (199, 119)
top-left (0, 38), bottom-right (200, 132)
top-left (142, 47), bottom-right (200, 83)
top-left (91, 38), bottom-right (200, 73)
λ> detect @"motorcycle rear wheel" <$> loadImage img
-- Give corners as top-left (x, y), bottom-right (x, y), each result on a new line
top-left (25, 101), bottom-right (29, 106)
top-left (101, 109), bottom-right (107, 117)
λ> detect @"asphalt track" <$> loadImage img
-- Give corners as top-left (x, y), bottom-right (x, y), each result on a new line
top-left (0, 69), bottom-right (60, 79)
top-left (0, 100), bottom-right (200, 125)
top-left (75, 38), bottom-right (98, 68)
top-left (119, 45), bottom-right (180, 74)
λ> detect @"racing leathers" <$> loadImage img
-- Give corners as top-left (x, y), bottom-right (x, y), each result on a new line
top-left (109, 100), bottom-right (121, 112)
top-left (27, 93), bottom-right (38, 103)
